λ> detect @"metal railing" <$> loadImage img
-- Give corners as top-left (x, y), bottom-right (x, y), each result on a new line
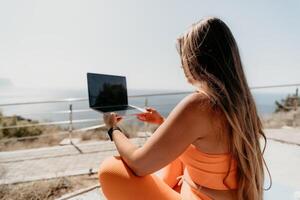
top-left (0, 90), bottom-right (196, 144)
top-left (0, 83), bottom-right (299, 144)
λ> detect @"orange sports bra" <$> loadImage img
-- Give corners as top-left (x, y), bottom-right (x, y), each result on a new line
top-left (179, 144), bottom-right (238, 190)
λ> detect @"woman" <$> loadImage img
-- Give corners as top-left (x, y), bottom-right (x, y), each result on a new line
top-left (98, 17), bottom-right (271, 200)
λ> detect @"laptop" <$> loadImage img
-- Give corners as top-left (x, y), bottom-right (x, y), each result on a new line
top-left (87, 72), bottom-right (146, 116)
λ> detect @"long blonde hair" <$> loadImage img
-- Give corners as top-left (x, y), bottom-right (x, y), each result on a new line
top-left (176, 17), bottom-right (272, 200)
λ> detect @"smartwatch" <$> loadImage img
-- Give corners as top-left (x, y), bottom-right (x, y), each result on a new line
top-left (107, 126), bottom-right (122, 141)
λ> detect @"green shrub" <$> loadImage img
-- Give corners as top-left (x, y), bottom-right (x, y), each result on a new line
top-left (0, 114), bottom-right (43, 139)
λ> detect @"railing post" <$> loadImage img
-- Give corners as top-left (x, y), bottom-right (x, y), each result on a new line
top-left (293, 88), bottom-right (298, 127)
top-left (144, 97), bottom-right (148, 108)
top-left (69, 104), bottom-right (73, 144)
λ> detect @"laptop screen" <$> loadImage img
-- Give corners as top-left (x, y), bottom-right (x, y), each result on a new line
top-left (87, 73), bottom-right (128, 110)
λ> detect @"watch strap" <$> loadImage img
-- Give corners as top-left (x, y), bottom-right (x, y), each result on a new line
top-left (107, 126), bottom-right (122, 141)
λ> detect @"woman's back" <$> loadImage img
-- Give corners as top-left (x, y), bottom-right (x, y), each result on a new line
top-left (191, 92), bottom-right (231, 154)
top-left (178, 91), bottom-right (238, 200)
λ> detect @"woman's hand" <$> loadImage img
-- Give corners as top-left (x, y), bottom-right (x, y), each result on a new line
top-left (136, 107), bottom-right (164, 125)
top-left (103, 112), bottom-right (123, 129)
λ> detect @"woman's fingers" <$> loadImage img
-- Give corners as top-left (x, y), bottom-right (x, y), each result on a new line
top-left (111, 112), bottom-right (119, 118)
top-left (116, 116), bottom-right (123, 122)
top-left (146, 107), bottom-right (160, 116)
top-left (137, 115), bottom-right (146, 121)
top-left (136, 113), bottom-right (147, 118)
top-left (113, 113), bottom-right (123, 122)
top-left (137, 112), bottom-right (145, 116)
top-left (103, 112), bottom-right (123, 126)
top-left (146, 107), bottom-right (156, 112)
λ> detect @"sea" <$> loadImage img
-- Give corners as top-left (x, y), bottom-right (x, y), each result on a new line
top-left (0, 87), bottom-right (288, 129)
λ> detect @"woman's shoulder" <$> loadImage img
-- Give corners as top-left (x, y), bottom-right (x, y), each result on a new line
top-left (182, 90), bottom-right (216, 112)
top-left (171, 90), bottom-right (220, 123)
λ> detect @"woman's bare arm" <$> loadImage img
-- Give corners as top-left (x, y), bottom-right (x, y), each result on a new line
top-left (112, 92), bottom-right (211, 176)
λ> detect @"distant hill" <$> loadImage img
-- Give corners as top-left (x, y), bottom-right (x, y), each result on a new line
top-left (0, 78), bottom-right (13, 88)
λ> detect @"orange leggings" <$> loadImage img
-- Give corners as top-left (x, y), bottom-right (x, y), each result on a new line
top-left (98, 155), bottom-right (184, 200)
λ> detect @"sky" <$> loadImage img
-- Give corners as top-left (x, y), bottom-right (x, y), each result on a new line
top-left (0, 0), bottom-right (299, 93)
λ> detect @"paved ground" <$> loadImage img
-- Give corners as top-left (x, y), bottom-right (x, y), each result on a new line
top-left (0, 137), bottom-right (147, 185)
top-left (264, 127), bottom-right (300, 146)
top-left (263, 140), bottom-right (300, 200)
top-left (0, 128), bottom-right (299, 199)
top-left (60, 139), bottom-right (300, 200)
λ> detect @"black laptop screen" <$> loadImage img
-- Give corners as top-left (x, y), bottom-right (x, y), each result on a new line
top-left (87, 73), bottom-right (128, 109)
